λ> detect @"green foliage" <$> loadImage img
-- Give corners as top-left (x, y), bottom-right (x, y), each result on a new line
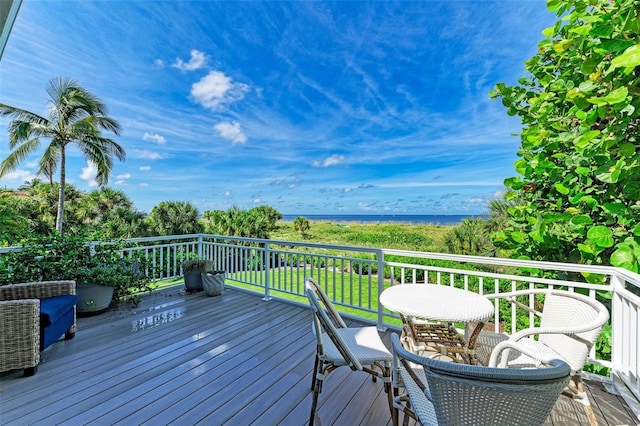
top-left (293, 216), bottom-right (311, 237)
top-left (491, 0), bottom-right (640, 273)
top-left (443, 218), bottom-right (492, 256)
top-left (0, 77), bottom-right (124, 234)
top-left (0, 233), bottom-right (152, 305)
top-left (181, 258), bottom-right (213, 273)
top-left (203, 205), bottom-right (279, 239)
top-left (250, 205), bottom-right (282, 231)
top-left (150, 201), bottom-right (203, 236)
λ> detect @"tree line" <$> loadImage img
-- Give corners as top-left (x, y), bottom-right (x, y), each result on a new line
top-left (0, 180), bottom-right (285, 246)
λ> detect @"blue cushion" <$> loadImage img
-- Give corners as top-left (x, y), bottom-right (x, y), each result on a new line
top-left (40, 295), bottom-right (78, 327)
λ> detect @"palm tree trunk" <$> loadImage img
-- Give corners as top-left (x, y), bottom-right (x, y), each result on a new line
top-left (56, 147), bottom-right (66, 234)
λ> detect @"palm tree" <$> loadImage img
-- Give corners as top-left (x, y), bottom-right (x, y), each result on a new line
top-left (0, 77), bottom-right (124, 234)
top-left (149, 201), bottom-right (203, 236)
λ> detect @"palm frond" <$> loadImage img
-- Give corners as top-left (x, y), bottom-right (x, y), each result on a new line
top-left (0, 138), bottom-right (41, 177)
top-left (0, 103), bottom-right (48, 124)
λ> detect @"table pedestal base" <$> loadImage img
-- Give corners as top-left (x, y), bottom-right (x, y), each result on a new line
top-left (403, 318), bottom-right (484, 365)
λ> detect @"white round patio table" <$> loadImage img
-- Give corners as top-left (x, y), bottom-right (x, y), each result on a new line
top-left (380, 284), bottom-right (493, 323)
top-left (380, 284), bottom-right (494, 364)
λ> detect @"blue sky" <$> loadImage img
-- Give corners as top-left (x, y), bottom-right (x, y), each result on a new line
top-left (0, 1), bottom-right (554, 215)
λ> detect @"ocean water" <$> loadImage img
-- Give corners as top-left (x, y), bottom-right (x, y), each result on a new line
top-left (280, 214), bottom-right (480, 225)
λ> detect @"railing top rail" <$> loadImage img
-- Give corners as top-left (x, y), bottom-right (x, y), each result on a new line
top-left (198, 234), bottom-right (382, 254)
top-left (381, 248), bottom-right (618, 275)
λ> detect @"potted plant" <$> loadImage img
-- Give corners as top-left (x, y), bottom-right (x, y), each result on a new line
top-left (182, 258), bottom-right (212, 293)
top-left (0, 234), bottom-right (152, 315)
top-left (74, 249), bottom-right (152, 315)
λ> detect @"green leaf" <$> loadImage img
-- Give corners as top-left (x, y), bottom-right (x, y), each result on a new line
top-left (571, 215), bottom-right (593, 226)
top-left (599, 38), bottom-right (633, 52)
top-left (570, 24), bottom-right (591, 36)
top-left (623, 181), bottom-right (640, 200)
top-left (633, 223), bottom-right (640, 236)
top-left (541, 26), bottom-right (555, 37)
top-left (575, 130), bottom-right (600, 148)
top-left (511, 231), bottom-right (528, 244)
top-left (576, 166), bottom-right (591, 176)
top-left (554, 183), bottom-right (570, 195)
top-left (570, 192), bottom-right (585, 204)
top-left (514, 160), bottom-right (529, 175)
top-left (578, 243), bottom-right (595, 255)
top-left (595, 161), bottom-right (623, 183)
top-left (587, 226), bottom-right (614, 248)
top-left (610, 247), bottom-right (638, 272)
top-left (620, 143), bottom-right (635, 157)
top-left (587, 87), bottom-right (628, 105)
top-left (603, 203), bottom-right (627, 215)
top-left (553, 39), bottom-right (574, 53)
top-left (578, 80), bottom-right (596, 93)
top-left (609, 44), bottom-right (640, 72)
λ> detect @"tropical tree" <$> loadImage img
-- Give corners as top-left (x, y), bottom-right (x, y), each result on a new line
top-left (149, 201), bottom-right (203, 236)
top-left (293, 216), bottom-right (311, 238)
top-left (444, 218), bottom-right (490, 256)
top-left (82, 187), bottom-right (134, 225)
top-left (490, 0), bottom-right (640, 275)
top-left (250, 205), bottom-right (282, 231)
top-left (203, 205), bottom-right (277, 239)
top-left (0, 77), bottom-right (124, 234)
top-left (99, 206), bottom-right (149, 239)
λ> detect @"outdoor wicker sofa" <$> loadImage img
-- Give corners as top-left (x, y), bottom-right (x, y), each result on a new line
top-left (0, 280), bottom-right (77, 376)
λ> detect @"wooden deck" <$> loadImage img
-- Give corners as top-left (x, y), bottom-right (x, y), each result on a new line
top-left (1, 285), bottom-right (637, 425)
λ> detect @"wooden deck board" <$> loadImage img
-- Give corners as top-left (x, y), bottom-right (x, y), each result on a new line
top-left (1, 285), bottom-right (637, 426)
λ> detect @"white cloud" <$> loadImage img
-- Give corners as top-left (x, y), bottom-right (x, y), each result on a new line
top-left (224, 191), bottom-right (232, 196)
top-left (80, 161), bottom-right (98, 187)
top-left (131, 149), bottom-right (165, 160)
top-left (139, 183), bottom-right (149, 187)
top-left (214, 121), bottom-right (247, 144)
top-left (172, 49), bottom-right (207, 71)
top-left (466, 197), bottom-right (485, 203)
top-left (154, 59), bottom-right (165, 68)
top-left (139, 166), bottom-right (151, 171)
top-left (358, 202), bottom-right (375, 211)
top-left (115, 180), bottom-right (127, 186)
top-left (191, 70), bottom-right (249, 111)
top-left (1, 169), bottom-right (36, 183)
top-left (117, 173), bottom-right (131, 180)
top-left (143, 132), bottom-right (167, 144)
top-left (253, 198), bottom-right (261, 203)
top-left (312, 154), bottom-right (345, 167)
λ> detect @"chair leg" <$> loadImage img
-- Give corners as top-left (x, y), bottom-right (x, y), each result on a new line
top-left (563, 374), bottom-right (598, 426)
top-left (309, 375), bottom-right (323, 426)
top-left (24, 366), bottom-right (37, 376)
top-left (311, 354), bottom-right (319, 391)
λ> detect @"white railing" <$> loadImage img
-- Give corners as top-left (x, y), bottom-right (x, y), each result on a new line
top-left (2, 233), bottom-right (639, 416)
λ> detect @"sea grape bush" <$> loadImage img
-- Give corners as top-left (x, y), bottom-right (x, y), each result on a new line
top-left (491, 0), bottom-right (640, 276)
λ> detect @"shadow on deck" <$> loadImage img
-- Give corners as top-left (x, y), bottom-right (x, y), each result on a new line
top-left (0, 286), bottom-right (637, 425)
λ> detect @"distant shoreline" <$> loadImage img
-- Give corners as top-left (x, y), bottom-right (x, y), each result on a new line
top-left (280, 214), bottom-right (480, 226)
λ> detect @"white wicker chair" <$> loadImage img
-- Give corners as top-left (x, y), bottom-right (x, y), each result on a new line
top-left (305, 277), bottom-right (392, 426)
top-left (391, 333), bottom-right (571, 426)
top-left (473, 289), bottom-right (609, 425)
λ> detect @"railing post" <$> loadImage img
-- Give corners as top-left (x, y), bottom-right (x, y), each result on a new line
top-left (610, 271), bottom-right (623, 383)
top-left (197, 234), bottom-right (203, 259)
top-left (263, 241), bottom-right (271, 301)
top-left (377, 249), bottom-right (386, 330)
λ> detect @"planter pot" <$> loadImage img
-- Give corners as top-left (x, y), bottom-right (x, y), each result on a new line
top-left (202, 271), bottom-right (225, 297)
top-left (77, 282), bottom-right (114, 316)
top-left (184, 271), bottom-right (204, 293)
